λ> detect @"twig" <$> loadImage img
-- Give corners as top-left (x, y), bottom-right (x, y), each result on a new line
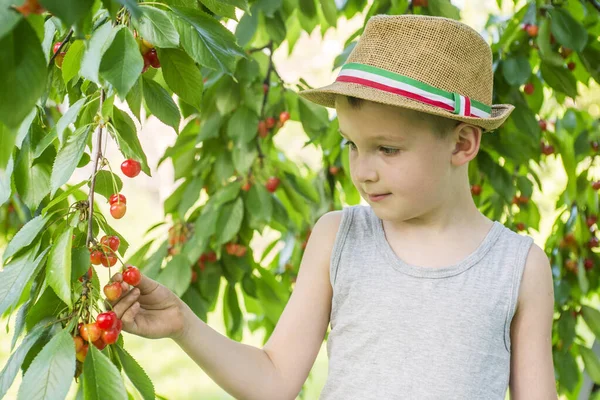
top-left (589, 0), bottom-right (600, 12)
top-left (86, 90), bottom-right (106, 248)
top-left (48, 29), bottom-right (73, 66)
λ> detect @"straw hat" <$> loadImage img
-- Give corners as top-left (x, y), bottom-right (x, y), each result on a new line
top-left (298, 14), bottom-right (514, 131)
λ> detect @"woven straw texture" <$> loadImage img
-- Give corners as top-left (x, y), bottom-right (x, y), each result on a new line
top-left (299, 14), bottom-right (515, 131)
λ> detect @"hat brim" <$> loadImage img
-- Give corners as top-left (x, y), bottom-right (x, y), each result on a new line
top-left (298, 81), bottom-right (514, 132)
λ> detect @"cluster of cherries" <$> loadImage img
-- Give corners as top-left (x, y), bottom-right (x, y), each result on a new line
top-left (74, 311), bottom-right (122, 361)
top-left (258, 110), bottom-right (290, 139)
top-left (240, 176), bottom-right (281, 193)
top-left (108, 159), bottom-right (141, 219)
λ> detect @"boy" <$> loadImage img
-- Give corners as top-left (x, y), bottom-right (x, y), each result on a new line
top-left (109, 14), bottom-right (557, 399)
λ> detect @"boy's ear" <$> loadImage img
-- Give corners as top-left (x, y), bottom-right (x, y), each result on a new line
top-left (450, 123), bottom-right (482, 166)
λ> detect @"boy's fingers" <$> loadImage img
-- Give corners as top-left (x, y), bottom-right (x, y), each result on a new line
top-left (135, 274), bottom-right (159, 295)
top-left (111, 272), bottom-right (123, 283)
top-left (111, 288), bottom-right (141, 319)
top-left (121, 302), bottom-right (141, 331)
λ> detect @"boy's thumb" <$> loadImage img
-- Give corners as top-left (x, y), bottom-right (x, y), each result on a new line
top-left (135, 273), bottom-right (159, 294)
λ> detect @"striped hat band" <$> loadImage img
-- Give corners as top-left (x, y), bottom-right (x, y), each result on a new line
top-left (335, 63), bottom-right (492, 119)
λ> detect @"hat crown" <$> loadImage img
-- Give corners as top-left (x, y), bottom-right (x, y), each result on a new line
top-left (346, 14), bottom-right (493, 105)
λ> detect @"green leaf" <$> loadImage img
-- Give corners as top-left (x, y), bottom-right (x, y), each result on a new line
top-left (246, 184), bottom-right (273, 223)
top-left (320, 0), bottom-right (337, 27)
top-left (41, 181), bottom-right (86, 215)
top-left (227, 106), bottom-right (258, 144)
top-left (224, 282), bottom-right (242, 339)
top-left (126, 77), bottom-right (143, 121)
top-left (82, 345), bottom-right (128, 400)
top-left (298, 0), bottom-right (317, 18)
top-left (157, 255), bottom-right (192, 297)
top-left (56, 97), bottom-right (87, 145)
top-left (14, 136), bottom-right (51, 212)
top-left (16, 329), bottom-right (75, 400)
top-left (0, 122), bottom-right (16, 170)
top-left (0, 322), bottom-right (49, 399)
top-left (428, 0), bottom-right (461, 19)
top-left (114, 346), bottom-right (155, 400)
top-left (171, 7), bottom-right (245, 75)
top-left (80, 22), bottom-right (118, 85)
top-left (3, 214), bottom-right (47, 262)
top-left (582, 305), bottom-right (600, 339)
top-left (232, 140), bottom-right (257, 175)
top-left (115, 0), bottom-right (142, 19)
top-left (540, 62), bottom-right (578, 98)
top-left (199, 0), bottom-right (237, 20)
top-left (0, 156), bottom-right (14, 207)
top-left (579, 37), bottom-right (600, 83)
top-left (62, 40), bottom-right (85, 83)
top-left (134, 6), bottom-right (179, 48)
top-left (90, 170), bottom-right (123, 201)
top-left (71, 246), bottom-right (90, 281)
top-left (502, 55), bottom-right (531, 86)
top-left (178, 177), bottom-right (204, 217)
top-left (215, 197), bottom-right (244, 245)
top-left (580, 346), bottom-right (600, 384)
top-left (0, 0), bottom-right (21, 40)
top-left (536, 17), bottom-right (563, 67)
top-left (143, 78), bottom-right (180, 131)
top-left (99, 27), bottom-right (144, 98)
top-left (47, 228), bottom-right (73, 309)
top-left (0, 19), bottom-right (47, 129)
top-left (51, 125), bottom-right (91, 196)
top-left (160, 48), bottom-right (203, 109)
top-left (548, 8), bottom-right (587, 52)
top-left (111, 106), bottom-right (151, 176)
top-left (39, 0), bottom-right (94, 26)
top-left (0, 243), bottom-right (46, 317)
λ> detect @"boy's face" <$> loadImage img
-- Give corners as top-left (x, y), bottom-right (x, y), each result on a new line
top-left (335, 96), bottom-right (461, 223)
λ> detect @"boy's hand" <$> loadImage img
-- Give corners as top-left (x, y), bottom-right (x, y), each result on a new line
top-left (107, 272), bottom-right (187, 340)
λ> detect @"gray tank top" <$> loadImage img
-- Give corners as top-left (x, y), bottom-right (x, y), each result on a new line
top-left (319, 205), bottom-right (534, 400)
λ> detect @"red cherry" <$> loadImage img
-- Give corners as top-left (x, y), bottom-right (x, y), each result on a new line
top-left (516, 222), bottom-right (526, 231)
top-left (265, 117), bottom-right (276, 129)
top-left (90, 250), bottom-right (102, 265)
top-left (198, 260), bottom-right (206, 271)
top-left (586, 216), bottom-right (597, 228)
top-left (76, 344), bottom-right (88, 362)
top-left (524, 83), bottom-right (535, 95)
top-left (564, 232), bottom-right (576, 245)
top-left (191, 269), bottom-right (198, 283)
top-left (591, 141), bottom-right (600, 152)
top-left (542, 144), bottom-right (554, 155)
top-left (258, 121), bottom-right (268, 138)
top-left (265, 177), bottom-right (280, 193)
top-left (96, 311), bottom-right (118, 330)
top-left (110, 202), bottom-right (127, 219)
top-left (526, 24), bottom-right (538, 37)
top-left (101, 235), bottom-right (120, 252)
top-left (146, 48), bottom-right (160, 68)
top-left (109, 193), bottom-right (126, 205)
top-left (263, 83), bottom-right (269, 94)
top-left (235, 245), bottom-right (247, 257)
top-left (471, 184), bottom-right (482, 196)
top-left (122, 265), bottom-right (142, 286)
top-left (593, 181), bottom-right (600, 190)
top-left (584, 258), bottom-right (594, 271)
top-left (53, 42), bottom-right (62, 54)
top-left (121, 159), bottom-right (141, 178)
top-left (588, 236), bottom-right (599, 249)
top-left (100, 252), bottom-right (118, 267)
top-left (241, 182), bottom-right (251, 191)
top-left (206, 251), bottom-right (217, 262)
top-left (80, 323), bottom-right (102, 342)
top-left (102, 327), bottom-right (120, 345)
top-left (329, 166), bottom-right (340, 175)
top-left (538, 120), bottom-right (547, 131)
top-left (78, 267), bottom-right (94, 282)
top-left (279, 111), bottom-right (290, 124)
top-left (73, 336), bottom-right (84, 353)
top-left (412, 0), bottom-right (428, 6)
top-left (225, 243), bottom-right (238, 255)
top-left (103, 282), bottom-right (122, 302)
top-left (565, 259), bottom-right (578, 273)
top-left (93, 338), bottom-right (107, 350)
top-left (142, 57), bottom-right (151, 73)
top-left (567, 62), bottom-right (576, 71)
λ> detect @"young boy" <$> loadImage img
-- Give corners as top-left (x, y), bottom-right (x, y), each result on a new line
top-left (109, 14), bottom-right (557, 399)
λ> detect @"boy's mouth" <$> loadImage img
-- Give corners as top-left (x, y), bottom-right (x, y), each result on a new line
top-left (367, 193), bottom-right (390, 202)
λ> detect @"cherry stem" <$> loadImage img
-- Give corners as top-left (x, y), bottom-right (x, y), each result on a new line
top-left (48, 29), bottom-right (73, 67)
top-left (87, 90), bottom-right (106, 249)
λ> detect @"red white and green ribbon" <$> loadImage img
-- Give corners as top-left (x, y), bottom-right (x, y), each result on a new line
top-left (336, 63), bottom-right (492, 119)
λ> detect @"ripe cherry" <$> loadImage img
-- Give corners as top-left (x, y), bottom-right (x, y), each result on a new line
top-left (93, 338), bottom-right (107, 350)
top-left (241, 182), bottom-right (252, 191)
top-left (591, 141), bottom-right (600, 152)
top-left (142, 57), bottom-right (151, 74)
top-left (567, 62), bottom-right (576, 71)
top-left (588, 236), bottom-right (599, 249)
top-left (329, 166), bottom-right (340, 175)
top-left (258, 121), bottom-right (268, 138)
top-left (279, 111), bottom-right (290, 124)
top-left (565, 259), bottom-right (578, 273)
top-left (55, 52), bottom-right (66, 69)
top-left (14, 0), bottom-right (45, 16)
top-left (587, 215), bottom-right (597, 228)
top-left (121, 159), bottom-right (141, 178)
top-left (593, 181), bottom-right (600, 190)
top-left (100, 252), bottom-right (118, 267)
top-left (101, 235), bottom-right (120, 252)
top-left (78, 267), bottom-right (94, 282)
top-left (80, 323), bottom-right (102, 342)
top-left (96, 311), bottom-right (118, 330)
top-left (526, 24), bottom-right (538, 37)
top-left (471, 184), bottom-right (482, 196)
top-left (541, 143), bottom-right (554, 155)
top-left (122, 265), bottom-right (142, 286)
top-left (110, 202), bottom-right (127, 219)
top-left (235, 245), bottom-right (247, 257)
top-left (538, 119), bottom-right (547, 131)
top-left (102, 327), bottom-right (120, 345)
top-left (524, 83), bottom-right (535, 95)
top-left (263, 83), bottom-right (269, 94)
top-left (146, 48), bottom-right (160, 68)
top-left (265, 177), bottom-right (280, 193)
top-left (53, 42), bottom-right (62, 54)
top-left (516, 222), bottom-right (526, 231)
top-left (191, 269), bottom-right (198, 283)
top-left (109, 193), bottom-right (126, 205)
top-left (225, 242), bottom-right (238, 255)
top-left (76, 344), bottom-right (88, 362)
top-left (73, 336), bottom-right (84, 353)
top-left (584, 258), bottom-right (594, 271)
top-left (206, 251), bottom-right (217, 262)
top-left (104, 282), bottom-right (122, 302)
top-left (412, 0), bottom-right (428, 6)
top-left (90, 250), bottom-right (102, 265)
top-left (265, 117), bottom-right (276, 129)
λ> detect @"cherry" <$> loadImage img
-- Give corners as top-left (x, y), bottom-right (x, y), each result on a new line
top-left (73, 336), bottom-right (84, 353)
top-left (206, 251), bottom-right (217, 262)
top-left (567, 62), bottom-right (576, 71)
top-left (258, 121), bottom-right (268, 138)
top-left (76, 344), bottom-right (88, 362)
top-left (198, 259), bottom-right (206, 271)
top-left (96, 311), bottom-right (118, 330)
top-left (93, 338), bottom-right (107, 350)
top-left (263, 83), bottom-right (269, 94)
top-left (564, 232), bottom-right (576, 245)
top-left (412, 0), bottom-right (428, 6)
top-left (55, 52), bottom-right (66, 69)
top-left (102, 327), bottom-right (120, 345)
top-left (241, 182), bottom-right (252, 191)
top-left (100, 252), bottom-right (118, 267)
top-left (541, 143), bottom-right (554, 155)
top-left (538, 119), bottom-right (547, 131)
top-left (80, 323), bottom-right (102, 342)
top-left (587, 215), bottom-right (597, 228)
top-left (146, 48), bottom-right (160, 68)
top-left (565, 259), bottom-right (578, 273)
top-left (516, 222), bottom-right (526, 231)
top-left (78, 267), bottom-right (94, 282)
top-left (524, 83), bottom-right (535, 95)
top-left (110, 202), bottom-right (127, 219)
top-left (591, 141), bottom-right (600, 152)
top-left (235, 245), bottom-right (247, 257)
top-left (550, 34), bottom-right (556, 44)
top-left (101, 235), bottom-right (120, 252)
top-left (53, 42), bottom-right (62, 54)
top-left (279, 111), bottom-right (290, 124)
top-left (225, 242), bottom-right (238, 255)
top-left (526, 24), bottom-right (538, 37)
top-left (329, 166), bottom-right (340, 175)
top-left (265, 177), bottom-right (280, 193)
top-left (104, 282), bottom-right (122, 302)
top-left (14, 0), bottom-right (45, 16)
top-left (584, 258), bottom-right (594, 271)
top-left (90, 250), bottom-right (102, 265)
top-left (122, 265), bottom-right (142, 286)
top-left (109, 193), bottom-right (126, 205)
top-left (191, 269), bottom-right (198, 283)
top-left (593, 181), bottom-right (600, 190)
top-left (121, 159), bottom-right (141, 178)
top-left (265, 117), bottom-right (276, 129)
top-left (588, 236), bottom-right (599, 249)
top-left (142, 57), bottom-right (151, 74)
top-left (471, 184), bottom-right (482, 196)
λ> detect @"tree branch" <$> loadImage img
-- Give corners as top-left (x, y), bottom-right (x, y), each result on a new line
top-left (86, 90), bottom-right (106, 249)
top-left (48, 29), bottom-right (73, 66)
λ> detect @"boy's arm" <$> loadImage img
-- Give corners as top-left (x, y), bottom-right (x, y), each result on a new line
top-left (509, 243), bottom-right (558, 400)
top-left (174, 211), bottom-right (341, 400)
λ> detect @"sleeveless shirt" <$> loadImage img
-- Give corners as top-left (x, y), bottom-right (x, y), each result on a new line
top-left (319, 205), bottom-right (534, 400)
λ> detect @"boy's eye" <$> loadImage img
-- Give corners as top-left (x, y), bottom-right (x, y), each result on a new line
top-left (380, 146), bottom-right (399, 155)
top-left (343, 140), bottom-right (357, 150)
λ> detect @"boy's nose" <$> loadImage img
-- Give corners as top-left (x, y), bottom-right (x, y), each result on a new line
top-left (352, 156), bottom-right (379, 183)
